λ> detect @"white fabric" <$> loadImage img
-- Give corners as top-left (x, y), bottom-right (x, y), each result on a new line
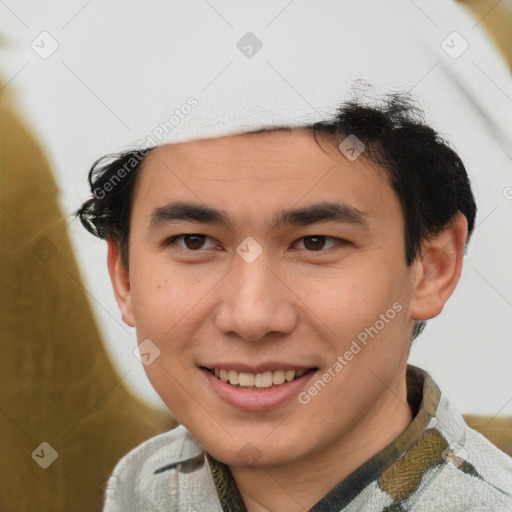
top-left (103, 425), bottom-right (222, 512)
top-left (103, 389), bottom-right (512, 511)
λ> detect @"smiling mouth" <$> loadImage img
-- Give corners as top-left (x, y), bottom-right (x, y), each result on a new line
top-left (203, 367), bottom-right (317, 390)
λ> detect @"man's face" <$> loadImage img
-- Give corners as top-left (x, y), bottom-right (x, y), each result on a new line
top-left (117, 129), bottom-right (419, 467)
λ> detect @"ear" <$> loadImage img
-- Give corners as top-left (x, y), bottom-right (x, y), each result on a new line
top-left (409, 212), bottom-right (468, 321)
top-left (106, 239), bottom-right (135, 327)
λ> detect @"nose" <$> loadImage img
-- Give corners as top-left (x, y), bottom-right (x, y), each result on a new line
top-left (214, 253), bottom-right (297, 342)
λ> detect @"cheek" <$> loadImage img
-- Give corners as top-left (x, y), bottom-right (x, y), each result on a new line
top-left (128, 258), bottom-right (205, 337)
top-left (293, 262), bottom-right (401, 338)
top-left (141, 357), bottom-right (198, 426)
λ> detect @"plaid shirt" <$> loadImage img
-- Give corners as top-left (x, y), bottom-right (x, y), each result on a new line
top-left (104, 365), bottom-right (512, 512)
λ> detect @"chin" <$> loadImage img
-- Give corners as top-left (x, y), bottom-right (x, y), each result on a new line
top-left (202, 431), bottom-right (306, 469)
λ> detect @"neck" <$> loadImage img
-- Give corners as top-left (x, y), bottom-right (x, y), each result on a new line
top-left (229, 374), bottom-right (413, 512)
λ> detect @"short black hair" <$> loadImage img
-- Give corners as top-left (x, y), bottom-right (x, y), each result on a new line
top-left (74, 90), bottom-right (477, 340)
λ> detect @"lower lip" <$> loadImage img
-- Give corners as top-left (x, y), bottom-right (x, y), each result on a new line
top-left (201, 368), bottom-right (317, 412)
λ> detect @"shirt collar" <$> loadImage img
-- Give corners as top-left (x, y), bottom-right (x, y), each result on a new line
top-left (205, 364), bottom-right (441, 512)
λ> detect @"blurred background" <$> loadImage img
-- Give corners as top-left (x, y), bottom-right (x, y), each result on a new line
top-left (1, 1), bottom-right (511, 510)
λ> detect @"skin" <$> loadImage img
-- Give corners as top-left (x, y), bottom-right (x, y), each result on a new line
top-left (107, 129), bottom-right (467, 511)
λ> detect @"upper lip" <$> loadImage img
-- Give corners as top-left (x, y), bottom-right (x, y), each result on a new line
top-left (201, 363), bottom-right (317, 373)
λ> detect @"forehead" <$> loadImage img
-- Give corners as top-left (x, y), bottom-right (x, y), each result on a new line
top-left (132, 129), bottom-right (399, 231)
top-left (146, 129), bottom-right (339, 179)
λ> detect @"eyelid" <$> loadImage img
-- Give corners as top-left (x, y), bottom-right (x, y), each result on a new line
top-left (292, 236), bottom-right (346, 251)
top-left (164, 234), bottom-right (349, 252)
top-left (165, 234), bottom-right (218, 250)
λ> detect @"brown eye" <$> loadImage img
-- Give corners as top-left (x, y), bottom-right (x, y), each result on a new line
top-left (166, 234), bottom-right (216, 251)
top-left (303, 236), bottom-right (327, 251)
top-left (296, 235), bottom-right (348, 252)
top-left (183, 234), bottom-right (206, 250)
top-left (294, 236), bottom-right (347, 252)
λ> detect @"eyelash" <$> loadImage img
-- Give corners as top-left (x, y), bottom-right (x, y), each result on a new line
top-left (163, 234), bottom-right (349, 253)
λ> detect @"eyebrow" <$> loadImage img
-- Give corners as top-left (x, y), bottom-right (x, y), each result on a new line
top-left (149, 200), bottom-right (368, 231)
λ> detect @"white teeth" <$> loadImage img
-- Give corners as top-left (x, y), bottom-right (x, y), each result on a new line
top-left (272, 370), bottom-right (285, 385)
top-left (210, 367), bottom-right (308, 387)
top-left (255, 371), bottom-right (273, 388)
top-left (228, 370), bottom-right (239, 385)
top-left (285, 370), bottom-right (296, 382)
top-left (238, 372), bottom-right (255, 387)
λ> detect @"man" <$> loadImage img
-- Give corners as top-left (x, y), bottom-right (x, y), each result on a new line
top-left (75, 92), bottom-right (512, 511)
